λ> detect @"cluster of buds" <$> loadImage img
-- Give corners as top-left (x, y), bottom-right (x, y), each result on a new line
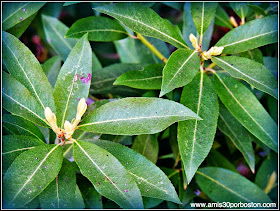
top-left (44, 98), bottom-right (87, 144)
top-left (189, 33), bottom-right (224, 61)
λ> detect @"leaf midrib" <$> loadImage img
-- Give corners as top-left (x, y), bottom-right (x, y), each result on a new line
top-left (117, 76), bottom-right (162, 83)
top-left (215, 73), bottom-right (275, 144)
top-left (67, 29), bottom-right (128, 36)
top-left (97, 8), bottom-right (188, 48)
top-left (196, 170), bottom-right (251, 202)
top-left (2, 146), bottom-right (37, 155)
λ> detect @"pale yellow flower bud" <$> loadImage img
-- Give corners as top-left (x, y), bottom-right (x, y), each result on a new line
top-left (211, 46), bottom-right (224, 56)
top-left (201, 51), bottom-right (212, 60)
top-left (229, 16), bottom-right (238, 28)
top-left (45, 107), bottom-right (59, 132)
top-left (189, 33), bottom-right (200, 50)
top-left (64, 120), bottom-right (74, 139)
top-left (76, 98), bottom-right (87, 120)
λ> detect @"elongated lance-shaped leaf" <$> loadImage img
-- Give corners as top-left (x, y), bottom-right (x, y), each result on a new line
top-left (196, 167), bottom-right (272, 203)
top-left (3, 72), bottom-right (47, 127)
top-left (114, 64), bottom-right (164, 90)
top-left (178, 70), bottom-right (219, 184)
top-left (239, 48), bottom-right (263, 64)
top-left (92, 139), bottom-right (181, 204)
top-left (54, 34), bottom-right (92, 127)
top-left (2, 2), bottom-right (46, 30)
top-left (191, 2), bottom-right (218, 37)
top-left (215, 15), bottom-right (278, 54)
top-left (2, 31), bottom-right (55, 112)
top-left (39, 159), bottom-right (77, 209)
top-left (212, 56), bottom-right (278, 99)
top-left (160, 49), bottom-right (200, 97)
top-left (215, 5), bottom-right (233, 29)
top-left (73, 140), bottom-right (143, 209)
top-left (2, 135), bottom-right (45, 173)
top-left (3, 144), bottom-right (63, 209)
top-left (42, 55), bottom-right (62, 88)
top-left (78, 97), bottom-right (201, 135)
top-left (66, 16), bottom-right (128, 41)
top-left (213, 73), bottom-right (278, 152)
top-left (73, 185), bottom-right (85, 209)
top-left (218, 103), bottom-right (255, 172)
top-left (3, 114), bottom-right (46, 142)
top-left (94, 3), bottom-right (188, 49)
top-left (131, 134), bottom-right (159, 164)
top-left (42, 14), bottom-right (78, 61)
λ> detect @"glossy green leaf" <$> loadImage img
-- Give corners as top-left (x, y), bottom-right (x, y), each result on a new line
top-left (94, 3), bottom-right (188, 48)
top-left (206, 149), bottom-right (237, 173)
top-left (78, 97), bottom-right (201, 135)
top-left (73, 140), bottom-right (143, 208)
top-left (178, 71), bottom-right (219, 183)
top-left (6, 12), bottom-right (37, 38)
top-left (2, 114), bottom-right (45, 142)
top-left (3, 144), bottom-right (63, 208)
top-left (42, 55), bottom-right (62, 88)
top-left (91, 63), bottom-right (146, 94)
top-left (73, 185), bottom-right (85, 209)
top-left (248, 4), bottom-right (267, 16)
top-left (212, 56), bottom-right (278, 99)
top-left (267, 95), bottom-right (278, 123)
top-left (216, 15), bottom-right (278, 54)
top-left (213, 73), bottom-right (278, 152)
top-left (39, 159), bottom-right (77, 209)
top-left (114, 37), bottom-right (139, 63)
top-left (229, 2), bottom-right (250, 19)
top-left (132, 134), bottom-right (159, 164)
top-left (92, 139), bottom-right (181, 204)
top-left (63, 2), bottom-right (80, 6)
top-left (42, 14), bottom-right (78, 61)
top-left (215, 5), bottom-right (233, 29)
top-left (3, 72), bottom-right (47, 127)
top-left (114, 64), bottom-right (164, 90)
top-left (54, 34), bottom-right (92, 127)
top-left (2, 2), bottom-right (46, 30)
top-left (239, 48), bottom-right (263, 64)
top-left (191, 2), bottom-right (218, 36)
top-left (77, 174), bottom-right (103, 209)
top-left (218, 103), bottom-right (255, 172)
top-left (66, 16), bottom-right (128, 41)
top-left (196, 167), bottom-right (272, 203)
top-left (2, 31), bottom-right (55, 112)
top-left (2, 135), bottom-right (45, 173)
top-left (143, 197), bottom-right (163, 209)
top-left (160, 49), bottom-right (200, 97)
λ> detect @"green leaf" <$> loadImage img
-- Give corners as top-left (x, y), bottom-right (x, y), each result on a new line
top-left (3, 72), bottom-right (47, 127)
top-left (229, 3), bottom-right (250, 19)
top-left (2, 135), bottom-right (45, 173)
top-left (42, 55), bottom-right (62, 88)
top-left (114, 37), bottom-right (140, 63)
top-left (77, 174), bottom-right (103, 209)
top-left (212, 56), bottom-right (278, 99)
top-left (78, 97), bottom-right (201, 135)
top-left (39, 159), bottom-right (77, 209)
top-left (2, 31), bottom-right (56, 112)
top-left (215, 5), bottom-right (233, 29)
top-left (206, 149), bottom-right (238, 173)
top-left (66, 16), bottom-right (128, 41)
top-left (213, 73), bottom-right (278, 152)
top-left (196, 167), bottom-right (272, 203)
top-left (178, 71), bottom-right (219, 183)
top-left (53, 34), bottom-right (92, 127)
top-left (143, 197), bottom-right (163, 209)
top-left (91, 63), bottom-right (146, 94)
top-left (73, 140), bottom-right (143, 208)
top-left (218, 103), bottom-right (255, 172)
top-left (92, 139), bottom-right (181, 204)
top-left (191, 2), bottom-right (218, 36)
top-left (2, 2), bottom-right (46, 30)
top-left (239, 48), bottom-right (263, 64)
top-left (263, 56), bottom-right (278, 78)
top-left (215, 15), bottom-right (278, 54)
top-left (160, 49), bottom-right (200, 97)
top-left (73, 185), bottom-right (85, 209)
top-left (94, 3), bottom-right (188, 48)
top-left (114, 64), bottom-right (164, 90)
top-left (131, 134), bottom-right (159, 164)
top-left (2, 114), bottom-right (46, 142)
top-left (248, 4), bottom-right (267, 16)
top-left (6, 12), bottom-right (37, 38)
top-left (3, 144), bottom-right (63, 208)
top-left (42, 14), bottom-right (78, 61)
top-left (63, 2), bottom-right (81, 6)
